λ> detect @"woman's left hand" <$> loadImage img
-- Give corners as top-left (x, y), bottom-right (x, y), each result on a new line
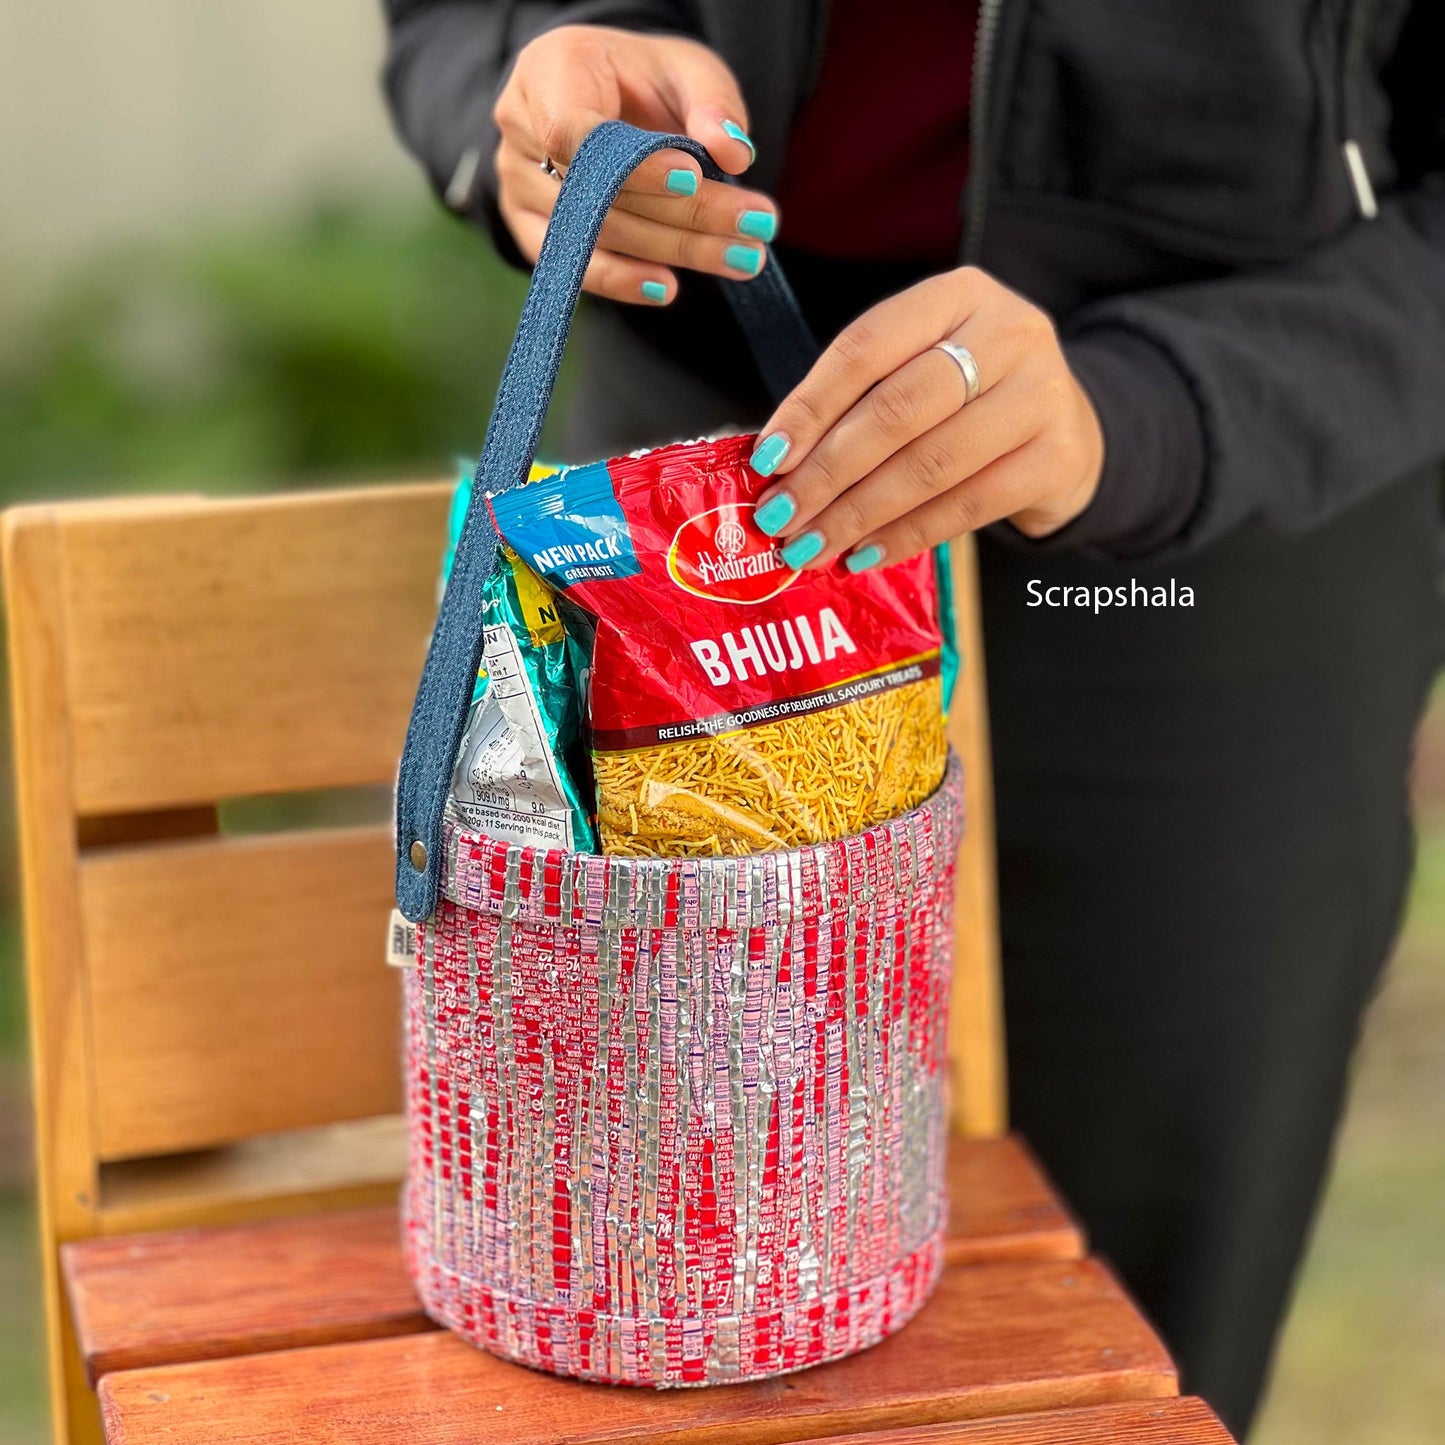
top-left (749, 267), bottom-right (1105, 571)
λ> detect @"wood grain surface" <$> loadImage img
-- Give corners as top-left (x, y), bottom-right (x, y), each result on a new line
top-left (65, 1206), bottom-right (426, 1383)
top-left (80, 825), bottom-right (402, 1160)
top-left (54, 484), bottom-right (449, 816)
top-left (793, 1398), bottom-right (1231, 1444)
top-left (943, 1134), bottom-right (1082, 1265)
top-left (98, 1258), bottom-right (1176, 1444)
top-left (5, 509), bottom-right (107, 1443)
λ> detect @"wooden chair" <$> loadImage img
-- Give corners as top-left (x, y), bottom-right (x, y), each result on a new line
top-left (4, 485), bottom-right (1227, 1445)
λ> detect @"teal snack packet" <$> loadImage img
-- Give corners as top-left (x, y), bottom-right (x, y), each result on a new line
top-left (442, 464), bottom-right (596, 852)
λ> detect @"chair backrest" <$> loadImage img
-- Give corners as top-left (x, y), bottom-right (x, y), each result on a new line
top-left (4, 482), bottom-right (1003, 1445)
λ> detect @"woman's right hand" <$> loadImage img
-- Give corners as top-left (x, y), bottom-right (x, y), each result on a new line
top-left (492, 25), bottom-right (779, 306)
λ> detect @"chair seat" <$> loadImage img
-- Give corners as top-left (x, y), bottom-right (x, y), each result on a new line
top-left (97, 1259), bottom-right (1178, 1445)
top-left (61, 1131), bottom-right (1219, 1445)
top-left (63, 1134), bottom-right (1082, 1382)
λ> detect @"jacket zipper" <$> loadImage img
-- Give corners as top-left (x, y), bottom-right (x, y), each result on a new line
top-left (1336, 0), bottom-right (1377, 217)
top-left (961, 0), bottom-right (1006, 263)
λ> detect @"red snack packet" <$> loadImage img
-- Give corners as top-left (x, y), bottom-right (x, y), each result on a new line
top-left (491, 434), bottom-right (946, 854)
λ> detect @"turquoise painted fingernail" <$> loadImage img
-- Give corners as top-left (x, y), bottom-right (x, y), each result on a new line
top-left (781, 530), bottom-right (824, 568)
top-left (737, 210), bottom-right (777, 242)
top-left (721, 120), bottom-right (756, 163)
top-left (750, 432), bottom-right (790, 477)
top-left (754, 492), bottom-right (796, 536)
top-left (846, 544), bottom-right (884, 574)
top-left (665, 168), bottom-right (697, 196)
top-left (640, 280), bottom-right (668, 304)
top-left (724, 244), bottom-right (762, 276)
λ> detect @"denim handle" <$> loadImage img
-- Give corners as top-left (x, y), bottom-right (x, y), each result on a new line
top-left (395, 120), bottom-right (820, 920)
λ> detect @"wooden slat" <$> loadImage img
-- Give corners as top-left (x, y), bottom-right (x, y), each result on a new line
top-left (81, 826), bottom-right (402, 1159)
top-left (65, 1133), bottom-right (1080, 1382)
top-left (4, 510), bottom-right (108, 1445)
top-left (53, 484), bottom-right (449, 816)
top-left (785, 1399), bottom-right (1232, 1444)
top-left (98, 1258), bottom-right (1176, 1445)
top-left (944, 1135), bottom-right (1082, 1264)
top-left (97, 1115), bottom-right (407, 1236)
top-left (945, 535), bottom-right (1007, 1137)
top-left (66, 1206), bottom-right (427, 1383)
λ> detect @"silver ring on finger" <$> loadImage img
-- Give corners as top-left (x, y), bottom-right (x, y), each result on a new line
top-left (932, 340), bottom-right (982, 404)
top-left (539, 154), bottom-right (560, 178)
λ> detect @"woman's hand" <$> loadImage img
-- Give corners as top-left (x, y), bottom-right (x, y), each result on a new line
top-left (749, 269), bottom-right (1105, 567)
top-left (493, 26), bottom-right (778, 305)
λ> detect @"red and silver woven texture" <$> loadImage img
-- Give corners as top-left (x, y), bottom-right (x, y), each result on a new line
top-left (403, 757), bottom-right (962, 1387)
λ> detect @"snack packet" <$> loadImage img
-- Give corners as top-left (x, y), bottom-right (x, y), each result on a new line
top-left (443, 465), bottom-right (595, 851)
top-left (492, 434), bottom-right (947, 856)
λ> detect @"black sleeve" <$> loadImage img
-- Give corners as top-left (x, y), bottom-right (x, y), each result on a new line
top-left (1047, 3), bottom-right (1445, 558)
top-left (380, 1), bottom-right (697, 266)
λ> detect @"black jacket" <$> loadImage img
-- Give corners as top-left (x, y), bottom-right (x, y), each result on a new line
top-left (380, 0), bottom-right (1445, 559)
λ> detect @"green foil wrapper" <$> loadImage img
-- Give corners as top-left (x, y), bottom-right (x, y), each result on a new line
top-left (934, 541), bottom-right (960, 717)
top-left (443, 465), bottom-right (596, 852)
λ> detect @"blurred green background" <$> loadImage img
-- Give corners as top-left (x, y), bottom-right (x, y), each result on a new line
top-left (0, 5), bottom-right (1441, 1443)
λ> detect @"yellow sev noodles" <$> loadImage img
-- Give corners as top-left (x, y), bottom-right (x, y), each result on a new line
top-left (596, 676), bottom-right (946, 857)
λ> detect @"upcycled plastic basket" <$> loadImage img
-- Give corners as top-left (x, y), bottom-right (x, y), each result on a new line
top-left (393, 121), bottom-right (963, 1386)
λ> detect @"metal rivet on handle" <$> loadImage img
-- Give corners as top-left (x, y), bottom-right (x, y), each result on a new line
top-left (410, 840), bottom-right (428, 871)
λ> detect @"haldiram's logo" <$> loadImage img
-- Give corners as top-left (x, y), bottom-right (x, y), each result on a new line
top-left (667, 504), bottom-right (800, 604)
top-left (713, 519), bottom-right (746, 559)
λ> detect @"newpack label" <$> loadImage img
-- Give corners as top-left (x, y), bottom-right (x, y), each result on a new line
top-left (490, 461), bottom-right (640, 589)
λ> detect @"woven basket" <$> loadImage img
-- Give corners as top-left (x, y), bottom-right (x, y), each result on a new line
top-left (402, 756), bottom-right (961, 1386)
top-left (394, 122), bottom-right (963, 1387)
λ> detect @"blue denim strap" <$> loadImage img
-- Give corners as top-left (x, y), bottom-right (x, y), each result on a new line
top-left (395, 121), bottom-right (819, 920)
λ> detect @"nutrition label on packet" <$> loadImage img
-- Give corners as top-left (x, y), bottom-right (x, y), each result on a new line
top-left (448, 622), bottom-right (577, 851)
